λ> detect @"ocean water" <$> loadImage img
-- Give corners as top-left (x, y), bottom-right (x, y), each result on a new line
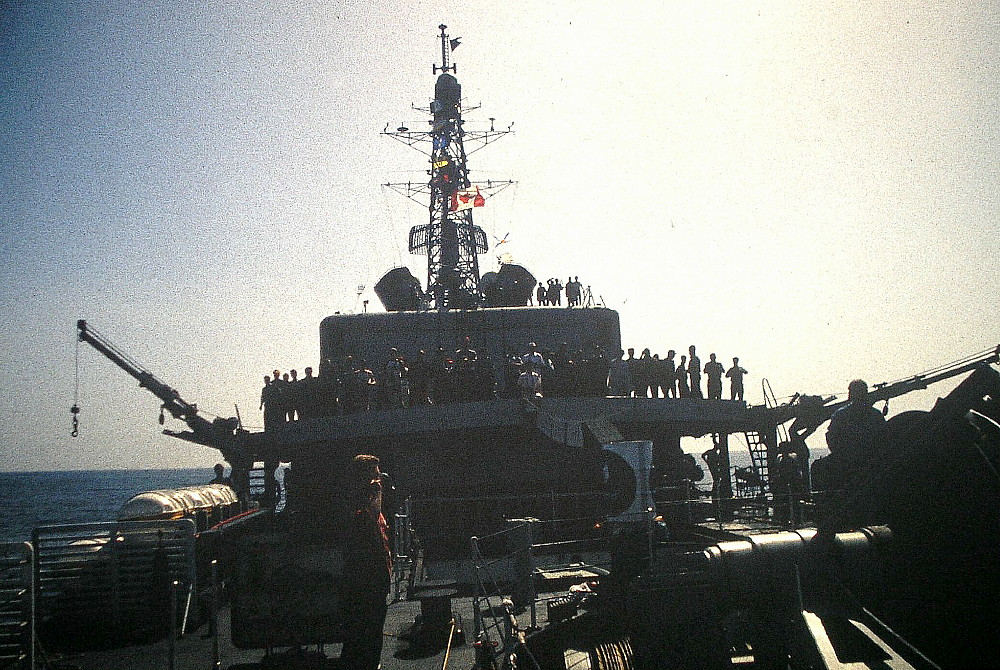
top-left (1, 468), bottom-right (215, 544)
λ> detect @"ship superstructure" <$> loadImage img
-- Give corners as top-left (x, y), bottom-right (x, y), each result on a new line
top-left (73, 27), bottom-right (1000, 550)
top-left (54, 26), bottom-right (1000, 670)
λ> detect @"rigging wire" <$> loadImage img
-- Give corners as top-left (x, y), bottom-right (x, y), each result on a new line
top-left (381, 184), bottom-right (406, 268)
top-left (71, 327), bottom-right (81, 437)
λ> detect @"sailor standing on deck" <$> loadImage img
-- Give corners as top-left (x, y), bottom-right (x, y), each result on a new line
top-left (340, 454), bottom-right (392, 670)
top-left (260, 376), bottom-right (274, 431)
top-left (704, 353), bottom-right (725, 400)
top-left (726, 358), bottom-right (748, 401)
top-left (676, 356), bottom-right (690, 397)
top-left (688, 346), bottom-right (703, 399)
top-left (663, 350), bottom-right (677, 398)
top-left (299, 366), bottom-right (319, 419)
top-left (519, 342), bottom-right (550, 398)
top-left (826, 379), bottom-right (885, 465)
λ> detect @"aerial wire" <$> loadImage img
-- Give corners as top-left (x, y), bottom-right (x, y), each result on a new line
top-left (71, 326), bottom-right (81, 437)
top-left (381, 184), bottom-right (405, 268)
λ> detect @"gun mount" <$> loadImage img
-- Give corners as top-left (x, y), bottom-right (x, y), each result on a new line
top-left (765, 345), bottom-right (1000, 437)
top-left (75, 319), bottom-right (250, 465)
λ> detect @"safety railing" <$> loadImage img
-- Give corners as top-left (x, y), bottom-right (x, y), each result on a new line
top-left (0, 542), bottom-right (33, 670)
top-left (648, 480), bottom-right (813, 532)
top-left (470, 515), bottom-right (616, 670)
top-left (408, 490), bottom-right (609, 548)
top-left (392, 498), bottom-right (415, 601)
top-left (32, 519), bottom-right (197, 651)
top-left (471, 520), bottom-right (541, 670)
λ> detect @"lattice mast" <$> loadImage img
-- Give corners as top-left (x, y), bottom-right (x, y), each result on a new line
top-left (418, 24), bottom-right (483, 309)
top-left (384, 26), bottom-right (513, 310)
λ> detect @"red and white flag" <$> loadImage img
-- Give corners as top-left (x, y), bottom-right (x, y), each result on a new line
top-left (450, 187), bottom-right (486, 212)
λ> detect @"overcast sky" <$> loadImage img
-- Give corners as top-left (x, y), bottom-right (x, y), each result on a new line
top-left (2, 1), bottom-right (998, 472)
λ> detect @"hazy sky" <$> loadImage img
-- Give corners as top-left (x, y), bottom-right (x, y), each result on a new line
top-left (2, 1), bottom-right (998, 472)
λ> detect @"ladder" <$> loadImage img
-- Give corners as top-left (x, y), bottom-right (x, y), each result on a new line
top-left (740, 429), bottom-right (770, 496)
top-left (739, 379), bottom-right (790, 495)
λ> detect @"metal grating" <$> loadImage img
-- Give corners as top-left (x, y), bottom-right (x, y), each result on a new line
top-left (32, 520), bottom-right (196, 649)
top-left (409, 224), bottom-right (432, 254)
top-left (471, 226), bottom-right (487, 253)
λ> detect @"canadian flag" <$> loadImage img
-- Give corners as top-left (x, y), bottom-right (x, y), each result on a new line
top-left (450, 187), bottom-right (486, 212)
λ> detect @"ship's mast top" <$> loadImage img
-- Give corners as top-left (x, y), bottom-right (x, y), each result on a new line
top-left (380, 26), bottom-right (516, 312)
top-left (433, 24), bottom-right (460, 75)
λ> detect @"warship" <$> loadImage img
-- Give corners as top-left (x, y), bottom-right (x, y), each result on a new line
top-left (5, 26), bottom-right (1000, 670)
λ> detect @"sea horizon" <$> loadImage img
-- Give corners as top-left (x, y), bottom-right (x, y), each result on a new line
top-left (2, 467), bottom-right (216, 544)
top-left (0, 466), bottom-right (216, 475)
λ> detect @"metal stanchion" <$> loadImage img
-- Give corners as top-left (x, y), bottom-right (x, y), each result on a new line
top-left (169, 580), bottom-right (179, 670)
top-left (27, 543), bottom-right (36, 670)
top-left (527, 542), bottom-right (537, 631)
top-left (211, 560), bottom-right (221, 669)
top-left (472, 586), bottom-right (482, 638)
top-left (684, 478), bottom-right (693, 524)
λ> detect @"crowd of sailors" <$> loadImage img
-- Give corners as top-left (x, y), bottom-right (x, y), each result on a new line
top-left (608, 345), bottom-right (747, 401)
top-left (532, 276), bottom-right (589, 307)
top-left (259, 340), bottom-right (749, 430)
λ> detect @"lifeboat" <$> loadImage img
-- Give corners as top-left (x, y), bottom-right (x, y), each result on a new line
top-left (118, 484), bottom-right (240, 530)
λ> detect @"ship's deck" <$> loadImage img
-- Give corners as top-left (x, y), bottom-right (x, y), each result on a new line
top-left (48, 517), bottom-right (790, 670)
top-left (54, 592), bottom-right (540, 670)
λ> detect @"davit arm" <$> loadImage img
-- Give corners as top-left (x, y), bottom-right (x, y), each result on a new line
top-left (75, 319), bottom-right (249, 461)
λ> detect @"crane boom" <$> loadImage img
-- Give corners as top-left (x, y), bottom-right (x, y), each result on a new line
top-left (76, 319), bottom-right (244, 452)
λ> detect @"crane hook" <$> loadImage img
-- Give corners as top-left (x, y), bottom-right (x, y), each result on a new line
top-left (159, 407), bottom-right (165, 425)
top-left (70, 403), bottom-right (80, 437)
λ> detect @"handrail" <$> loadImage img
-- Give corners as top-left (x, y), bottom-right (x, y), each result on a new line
top-left (471, 521), bottom-right (538, 668)
top-left (762, 378), bottom-right (790, 443)
top-left (0, 542), bottom-right (33, 670)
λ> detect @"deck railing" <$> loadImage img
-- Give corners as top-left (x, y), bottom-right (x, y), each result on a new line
top-left (0, 541), bottom-right (33, 670)
top-left (392, 499), bottom-right (415, 601)
top-left (32, 519), bottom-right (197, 651)
top-left (471, 520), bottom-right (543, 670)
top-left (469, 513), bottom-right (621, 670)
